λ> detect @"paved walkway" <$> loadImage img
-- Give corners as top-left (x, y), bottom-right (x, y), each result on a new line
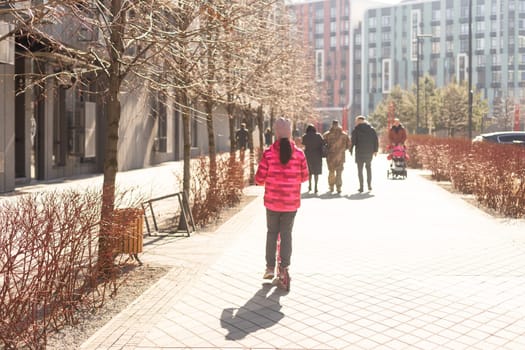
top-left (23, 156), bottom-right (525, 349)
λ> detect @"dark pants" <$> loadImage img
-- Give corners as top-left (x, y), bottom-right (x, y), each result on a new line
top-left (265, 209), bottom-right (296, 269)
top-left (357, 159), bottom-right (372, 190)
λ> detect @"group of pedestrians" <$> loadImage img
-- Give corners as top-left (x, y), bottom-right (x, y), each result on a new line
top-left (301, 116), bottom-right (379, 194)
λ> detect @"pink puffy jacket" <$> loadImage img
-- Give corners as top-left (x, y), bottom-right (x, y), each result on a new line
top-left (255, 140), bottom-right (309, 212)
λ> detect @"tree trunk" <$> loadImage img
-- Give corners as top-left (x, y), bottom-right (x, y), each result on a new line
top-left (98, 0), bottom-right (124, 277)
top-left (181, 93), bottom-right (191, 196)
top-left (205, 99), bottom-right (217, 183)
top-left (98, 66), bottom-right (121, 276)
top-left (257, 105), bottom-right (264, 161)
top-left (227, 92), bottom-right (236, 156)
top-left (244, 107), bottom-right (255, 184)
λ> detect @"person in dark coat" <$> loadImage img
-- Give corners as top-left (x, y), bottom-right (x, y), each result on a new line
top-left (235, 123), bottom-right (249, 161)
top-left (264, 128), bottom-right (272, 147)
top-left (301, 124), bottom-right (324, 193)
top-left (350, 115), bottom-right (378, 193)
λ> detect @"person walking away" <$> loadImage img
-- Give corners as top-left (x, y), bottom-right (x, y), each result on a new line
top-left (264, 127), bottom-right (272, 147)
top-left (255, 118), bottom-right (309, 281)
top-left (235, 122), bottom-right (249, 161)
top-left (323, 120), bottom-right (350, 193)
top-left (350, 115), bottom-right (378, 193)
top-left (301, 124), bottom-right (324, 193)
top-left (388, 118), bottom-right (407, 147)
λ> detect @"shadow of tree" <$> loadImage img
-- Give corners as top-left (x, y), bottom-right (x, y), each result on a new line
top-left (220, 283), bottom-right (285, 340)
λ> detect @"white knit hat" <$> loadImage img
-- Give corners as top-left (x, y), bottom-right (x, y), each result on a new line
top-left (274, 118), bottom-right (291, 139)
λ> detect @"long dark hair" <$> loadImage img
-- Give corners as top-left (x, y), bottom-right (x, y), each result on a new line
top-left (279, 138), bottom-right (292, 164)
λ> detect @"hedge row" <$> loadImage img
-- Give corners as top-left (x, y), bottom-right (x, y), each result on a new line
top-left (406, 135), bottom-right (525, 218)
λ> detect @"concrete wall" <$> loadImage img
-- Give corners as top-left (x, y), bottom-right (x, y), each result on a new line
top-left (0, 63), bottom-right (15, 193)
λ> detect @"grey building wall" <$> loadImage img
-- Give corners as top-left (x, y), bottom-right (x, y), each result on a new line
top-left (0, 62), bottom-right (15, 193)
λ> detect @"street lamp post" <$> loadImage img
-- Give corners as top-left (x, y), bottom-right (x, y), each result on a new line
top-left (415, 34), bottom-right (432, 134)
top-left (468, 0), bottom-right (473, 139)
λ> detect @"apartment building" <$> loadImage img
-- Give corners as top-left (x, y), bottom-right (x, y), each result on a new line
top-left (288, 0), bottom-right (353, 131)
top-left (355, 0), bottom-right (525, 131)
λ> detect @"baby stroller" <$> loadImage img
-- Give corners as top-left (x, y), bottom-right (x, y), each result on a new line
top-left (387, 145), bottom-right (408, 179)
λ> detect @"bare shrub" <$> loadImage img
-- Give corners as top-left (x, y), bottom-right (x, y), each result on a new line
top-left (188, 154), bottom-right (247, 227)
top-left (0, 190), bottom-right (101, 348)
top-left (0, 188), bottom-right (143, 349)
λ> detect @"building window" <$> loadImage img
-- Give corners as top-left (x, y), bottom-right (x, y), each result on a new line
top-left (460, 3), bottom-right (468, 18)
top-left (315, 6), bottom-right (323, 20)
top-left (342, 34), bottom-right (349, 47)
top-left (509, 70), bottom-right (515, 83)
top-left (476, 21), bottom-right (484, 33)
top-left (457, 53), bottom-right (468, 83)
top-left (432, 9), bottom-right (440, 21)
top-left (432, 41), bottom-right (441, 54)
top-left (460, 23), bottom-right (468, 35)
top-left (382, 31), bottom-right (391, 42)
top-left (382, 15), bottom-right (391, 27)
top-left (369, 47), bottom-right (376, 58)
top-left (330, 21), bottom-right (336, 33)
top-left (432, 25), bottom-right (440, 37)
top-left (369, 32), bottom-right (376, 43)
top-left (315, 50), bottom-right (324, 82)
top-left (447, 40), bottom-right (454, 53)
top-left (382, 45), bottom-right (391, 57)
top-left (355, 33), bottom-right (361, 45)
top-left (460, 38), bottom-right (468, 53)
top-left (446, 24), bottom-right (454, 36)
top-left (446, 8), bottom-right (454, 21)
top-left (382, 59), bottom-right (392, 93)
top-left (368, 16), bottom-right (377, 28)
top-left (491, 37), bottom-right (498, 49)
top-left (315, 22), bottom-right (323, 34)
top-left (330, 6), bottom-right (336, 19)
top-left (477, 54), bottom-right (485, 67)
top-left (476, 38), bottom-right (484, 50)
top-left (330, 35), bottom-right (337, 48)
top-left (315, 37), bottom-right (324, 49)
top-left (476, 4), bottom-right (485, 16)
top-left (492, 70), bottom-right (502, 83)
top-left (520, 35), bottom-right (525, 49)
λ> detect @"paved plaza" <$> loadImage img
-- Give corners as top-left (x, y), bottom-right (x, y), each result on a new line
top-left (20, 156), bottom-right (525, 349)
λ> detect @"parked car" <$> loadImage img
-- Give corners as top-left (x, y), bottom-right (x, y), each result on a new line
top-left (472, 131), bottom-right (525, 145)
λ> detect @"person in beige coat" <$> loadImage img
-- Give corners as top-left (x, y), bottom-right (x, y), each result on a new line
top-left (323, 120), bottom-right (350, 193)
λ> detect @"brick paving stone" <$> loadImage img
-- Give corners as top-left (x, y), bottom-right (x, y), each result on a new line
top-left (25, 156), bottom-right (521, 350)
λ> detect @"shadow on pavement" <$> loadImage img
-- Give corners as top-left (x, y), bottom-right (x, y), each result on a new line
top-left (302, 191), bottom-right (375, 200)
top-left (345, 192), bottom-right (375, 200)
top-left (220, 283), bottom-right (285, 340)
top-left (302, 191), bottom-right (343, 200)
